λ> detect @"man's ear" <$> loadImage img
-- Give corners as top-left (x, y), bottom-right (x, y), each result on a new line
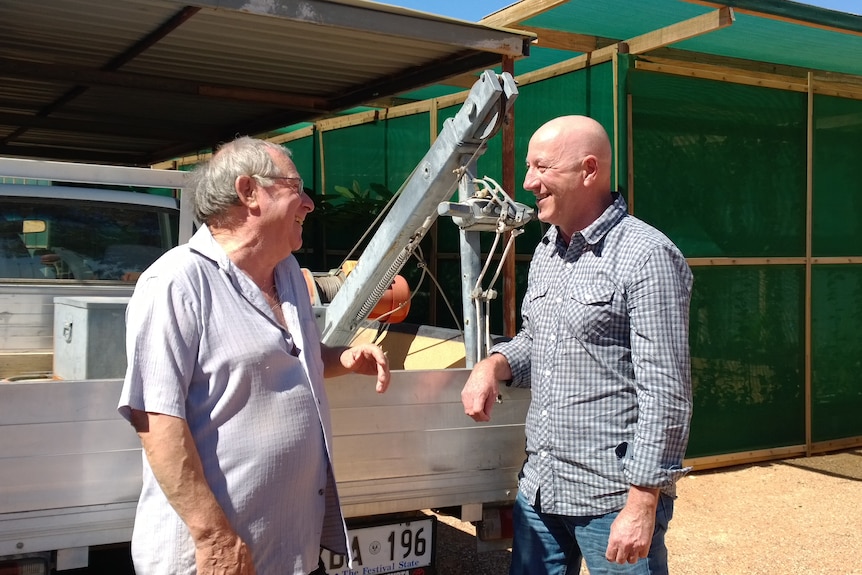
top-left (583, 155), bottom-right (599, 180)
top-left (235, 174), bottom-right (258, 207)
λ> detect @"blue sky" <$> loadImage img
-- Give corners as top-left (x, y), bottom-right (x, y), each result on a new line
top-left (381, 0), bottom-right (859, 20)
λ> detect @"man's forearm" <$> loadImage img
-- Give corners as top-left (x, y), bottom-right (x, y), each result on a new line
top-left (480, 352), bottom-right (514, 382)
top-left (130, 410), bottom-right (234, 543)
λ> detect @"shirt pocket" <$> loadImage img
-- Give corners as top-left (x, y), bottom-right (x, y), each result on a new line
top-left (565, 283), bottom-right (617, 342)
top-left (524, 281), bottom-right (550, 313)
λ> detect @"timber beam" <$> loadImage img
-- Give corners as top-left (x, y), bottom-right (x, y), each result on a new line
top-left (624, 6), bottom-right (735, 54)
top-left (480, 0), bottom-right (569, 28)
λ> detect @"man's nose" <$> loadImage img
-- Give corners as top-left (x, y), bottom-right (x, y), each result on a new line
top-left (302, 192), bottom-right (315, 213)
top-left (523, 168), bottom-right (540, 192)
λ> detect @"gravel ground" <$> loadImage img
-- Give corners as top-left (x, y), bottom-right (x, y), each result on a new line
top-left (668, 447), bottom-right (862, 575)
top-left (430, 447), bottom-right (862, 575)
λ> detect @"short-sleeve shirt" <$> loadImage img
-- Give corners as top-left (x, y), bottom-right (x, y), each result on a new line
top-left (493, 193), bottom-right (693, 516)
top-left (118, 225), bottom-right (349, 575)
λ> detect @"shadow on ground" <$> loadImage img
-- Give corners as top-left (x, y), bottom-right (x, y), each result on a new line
top-left (431, 510), bottom-right (512, 575)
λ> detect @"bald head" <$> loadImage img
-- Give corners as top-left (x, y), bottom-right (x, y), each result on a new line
top-left (532, 115), bottom-right (612, 188)
top-left (524, 116), bottom-right (615, 239)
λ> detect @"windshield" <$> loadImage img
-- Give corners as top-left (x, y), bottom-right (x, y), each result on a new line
top-left (0, 196), bottom-right (179, 281)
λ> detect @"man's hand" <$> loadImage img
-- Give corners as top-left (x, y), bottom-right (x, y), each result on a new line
top-left (195, 530), bottom-right (256, 575)
top-left (339, 344), bottom-right (390, 392)
top-left (605, 485), bottom-right (659, 565)
top-left (461, 354), bottom-right (511, 422)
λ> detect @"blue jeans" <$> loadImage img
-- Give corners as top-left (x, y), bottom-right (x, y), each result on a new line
top-left (509, 490), bottom-right (674, 575)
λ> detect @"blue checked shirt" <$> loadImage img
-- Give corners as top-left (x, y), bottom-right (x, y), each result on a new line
top-left (493, 193), bottom-right (693, 516)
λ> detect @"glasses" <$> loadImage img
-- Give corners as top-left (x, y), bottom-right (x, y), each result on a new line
top-left (259, 175), bottom-right (304, 193)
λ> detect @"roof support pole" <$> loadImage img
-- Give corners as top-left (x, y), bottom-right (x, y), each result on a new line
top-left (805, 71), bottom-right (814, 457)
top-left (502, 56), bottom-right (518, 339)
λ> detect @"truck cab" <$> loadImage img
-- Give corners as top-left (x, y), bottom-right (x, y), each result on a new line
top-left (0, 185), bottom-right (179, 379)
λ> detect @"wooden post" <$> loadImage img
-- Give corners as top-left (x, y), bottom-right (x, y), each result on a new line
top-left (503, 56), bottom-right (517, 338)
top-left (805, 71), bottom-right (814, 457)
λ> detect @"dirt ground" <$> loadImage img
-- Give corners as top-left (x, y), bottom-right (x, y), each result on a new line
top-left (431, 447), bottom-right (862, 575)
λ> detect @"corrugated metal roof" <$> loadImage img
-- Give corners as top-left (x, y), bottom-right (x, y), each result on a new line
top-left (0, 0), bottom-right (532, 165)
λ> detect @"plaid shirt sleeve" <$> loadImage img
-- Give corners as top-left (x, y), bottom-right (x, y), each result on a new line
top-left (623, 242), bottom-right (693, 489)
top-left (492, 289), bottom-right (536, 388)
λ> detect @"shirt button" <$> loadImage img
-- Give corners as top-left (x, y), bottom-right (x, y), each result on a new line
top-left (565, 262), bottom-right (573, 269)
top-left (540, 451), bottom-right (547, 458)
top-left (318, 489), bottom-right (324, 496)
top-left (544, 370), bottom-right (552, 377)
top-left (556, 297), bottom-right (562, 304)
top-left (541, 409), bottom-right (548, 417)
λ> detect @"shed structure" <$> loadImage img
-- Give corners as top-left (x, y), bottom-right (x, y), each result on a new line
top-left (192, 0), bottom-right (860, 469)
top-left (0, 0), bottom-right (532, 164)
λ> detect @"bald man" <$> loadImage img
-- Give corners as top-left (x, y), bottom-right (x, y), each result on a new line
top-left (462, 116), bottom-right (693, 575)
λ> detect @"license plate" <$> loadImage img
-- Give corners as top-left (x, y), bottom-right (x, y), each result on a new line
top-left (319, 516), bottom-right (436, 575)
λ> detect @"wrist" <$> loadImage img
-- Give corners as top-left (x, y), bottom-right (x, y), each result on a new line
top-left (485, 352), bottom-right (512, 382)
top-left (187, 510), bottom-right (233, 546)
top-left (625, 485), bottom-right (660, 514)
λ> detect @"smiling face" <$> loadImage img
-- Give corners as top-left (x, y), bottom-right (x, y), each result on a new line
top-left (523, 116), bottom-right (613, 242)
top-left (257, 151), bottom-right (315, 255)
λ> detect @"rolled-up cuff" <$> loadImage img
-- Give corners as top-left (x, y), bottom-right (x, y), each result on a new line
top-left (617, 441), bottom-right (692, 490)
top-left (489, 341), bottom-right (531, 388)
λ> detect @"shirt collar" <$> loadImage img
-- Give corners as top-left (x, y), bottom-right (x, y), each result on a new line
top-left (188, 224), bottom-right (232, 270)
top-left (582, 191), bottom-right (627, 246)
top-left (542, 192), bottom-right (628, 255)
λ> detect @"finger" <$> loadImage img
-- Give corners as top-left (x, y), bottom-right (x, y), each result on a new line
top-left (481, 392), bottom-right (497, 420)
top-left (605, 544), bottom-right (625, 564)
top-left (460, 388), bottom-right (472, 413)
top-left (609, 547), bottom-right (636, 565)
top-left (616, 553), bottom-right (629, 565)
top-left (468, 411), bottom-right (489, 422)
top-left (376, 359), bottom-right (390, 393)
top-left (378, 345), bottom-right (388, 361)
top-left (468, 392), bottom-right (491, 421)
top-left (348, 347), bottom-right (361, 369)
top-left (365, 343), bottom-right (386, 362)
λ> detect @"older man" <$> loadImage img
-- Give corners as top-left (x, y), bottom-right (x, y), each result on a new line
top-left (462, 116), bottom-right (693, 575)
top-left (119, 136), bottom-right (389, 575)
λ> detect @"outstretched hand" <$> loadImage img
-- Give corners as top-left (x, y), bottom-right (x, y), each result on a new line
top-left (340, 344), bottom-right (390, 392)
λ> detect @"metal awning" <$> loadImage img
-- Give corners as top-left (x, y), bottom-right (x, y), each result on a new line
top-left (0, 0), bottom-right (531, 165)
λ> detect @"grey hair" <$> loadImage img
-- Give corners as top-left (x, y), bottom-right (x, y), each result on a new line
top-left (188, 136), bottom-right (292, 225)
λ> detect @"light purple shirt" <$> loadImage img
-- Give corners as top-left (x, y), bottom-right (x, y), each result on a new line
top-left (118, 225), bottom-right (349, 575)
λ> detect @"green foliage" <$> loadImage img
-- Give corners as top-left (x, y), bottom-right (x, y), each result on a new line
top-left (327, 180), bottom-right (394, 216)
top-left (300, 180), bottom-right (395, 265)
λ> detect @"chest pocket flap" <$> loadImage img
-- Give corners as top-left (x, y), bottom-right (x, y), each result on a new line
top-left (566, 283), bottom-right (618, 342)
top-left (570, 284), bottom-right (615, 306)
